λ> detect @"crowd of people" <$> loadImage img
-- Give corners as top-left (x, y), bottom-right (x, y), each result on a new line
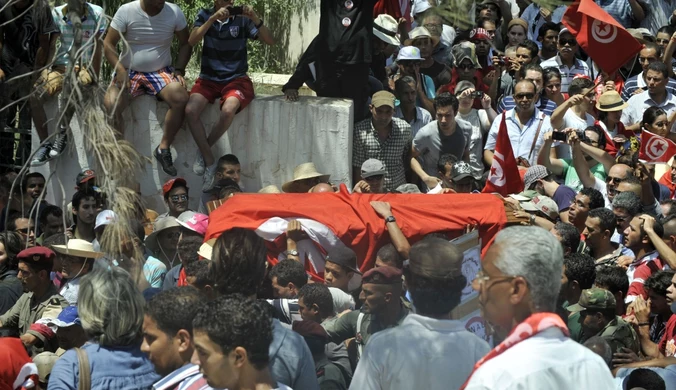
top-left (6, 0), bottom-right (676, 388)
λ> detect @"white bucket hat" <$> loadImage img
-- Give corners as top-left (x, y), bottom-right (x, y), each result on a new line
top-left (373, 14), bottom-right (400, 46)
top-left (145, 216), bottom-right (181, 254)
top-left (404, 26), bottom-right (440, 47)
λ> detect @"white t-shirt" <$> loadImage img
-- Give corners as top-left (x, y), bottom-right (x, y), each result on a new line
top-left (110, 0), bottom-right (187, 72)
top-left (555, 110), bottom-right (595, 159)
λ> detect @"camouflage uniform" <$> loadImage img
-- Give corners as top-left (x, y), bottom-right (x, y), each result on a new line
top-left (567, 288), bottom-right (640, 353)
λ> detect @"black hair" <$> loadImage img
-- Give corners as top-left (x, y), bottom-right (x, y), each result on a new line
top-left (519, 63), bottom-right (544, 80)
top-left (553, 222), bottom-right (580, 254)
top-left (22, 172), bottom-right (45, 193)
top-left (640, 217), bottom-right (664, 248)
top-left (625, 368), bottom-right (666, 390)
top-left (642, 41), bottom-right (663, 57)
top-left (642, 106), bottom-right (668, 129)
top-left (376, 243), bottom-right (404, 269)
top-left (433, 92), bottom-right (459, 113)
top-left (216, 179), bottom-right (242, 200)
top-left (568, 77), bottom-right (594, 96)
top-left (185, 260), bottom-right (214, 289)
top-left (38, 205), bottom-right (63, 227)
top-left (661, 213), bottom-right (676, 237)
top-left (543, 67), bottom-right (562, 83)
top-left (71, 187), bottom-right (101, 211)
top-left (647, 60), bottom-right (669, 79)
top-left (579, 187), bottom-right (605, 210)
top-left (658, 25), bottom-right (675, 36)
top-left (6, 210), bottom-right (29, 232)
top-left (178, 235), bottom-right (203, 269)
top-left (211, 228), bottom-right (268, 297)
top-left (394, 75), bottom-right (417, 97)
top-left (0, 232), bottom-right (22, 271)
top-left (538, 22), bottom-right (561, 39)
top-left (437, 153), bottom-right (458, 174)
top-left (297, 283), bottom-right (334, 318)
top-left (588, 208), bottom-right (616, 234)
top-left (564, 253), bottom-right (596, 290)
top-left (645, 270), bottom-right (676, 296)
top-left (661, 199), bottom-right (676, 216)
top-left (516, 40), bottom-right (539, 59)
top-left (146, 287), bottom-right (204, 336)
top-left (584, 125), bottom-right (606, 150)
top-left (217, 154), bottom-right (241, 169)
top-left (192, 294), bottom-right (272, 370)
top-left (595, 266), bottom-right (629, 296)
top-left (269, 259), bottom-right (308, 290)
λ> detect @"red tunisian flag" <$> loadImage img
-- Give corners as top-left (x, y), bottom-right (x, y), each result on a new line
top-left (482, 112), bottom-right (523, 196)
top-left (639, 130), bottom-right (676, 163)
top-left (205, 186), bottom-right (506, 281)
top-left (562, 0), bottom-right (642, 75)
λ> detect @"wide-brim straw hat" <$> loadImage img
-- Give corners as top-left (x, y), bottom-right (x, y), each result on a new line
top-left (596, 90), bottom-right (628, 112)
top-left (145, 216), bottom-right (180, 254)
top-left (404, 26), bottom-right (440, 47)
top-left (197, 238), bottom-right (217, 260)
top-left (52, 239), bottom-right (104, 259)
top-left (282, 163), bottom-right (330, 193)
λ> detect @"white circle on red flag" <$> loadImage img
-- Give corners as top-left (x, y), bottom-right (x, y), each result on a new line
top-left (488, 151), bottom-right (507, 187)
top-left (591, 20), bottom-right (617, 44)
top-left (646, 136), bottom-right (669, 161)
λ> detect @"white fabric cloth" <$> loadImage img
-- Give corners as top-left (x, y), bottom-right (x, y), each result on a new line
top-left (110, 0), bottom-right (188, 72)
top-left (484, 108), bottom-right (552, 166)
top-left (621, 90), bottom-right (676, 130)
top-left (464, 327), bottom-right (615, 390)
top-left (349, 314), bottom-right (490, 390)
top-left (440, 25), bottom-right (456, 48)
top-left (59, 277), bottom-right (81, 306)
top-left (592, 176), bottom-right (612, 209)
top-left (328, 287), bottom-right (355, 312)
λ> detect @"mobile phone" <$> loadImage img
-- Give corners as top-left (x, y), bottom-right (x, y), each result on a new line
top-left (471, 91), bottom-right (484, 99)
top-left (228, 6), bottom-right (243, 15)
top-left (552, 132), bottom-right (567, 141)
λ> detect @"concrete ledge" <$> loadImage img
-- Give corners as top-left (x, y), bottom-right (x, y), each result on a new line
top-left (33, 94), bottom-right (353, 212)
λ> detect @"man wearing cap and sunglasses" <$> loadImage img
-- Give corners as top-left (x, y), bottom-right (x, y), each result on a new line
top-left (0, 247), bottom-right (68, 352)
top-left (353, 159), bottom-right (387, 194)
top-left (160, 178), bottom-right (190, 219)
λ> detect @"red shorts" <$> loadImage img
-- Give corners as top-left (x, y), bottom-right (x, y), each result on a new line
top-left (190, 76), bottom-right (255, 112)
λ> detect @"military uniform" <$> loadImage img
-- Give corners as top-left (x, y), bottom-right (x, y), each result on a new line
top-left (0, 284), bottom-right (68, 343)
top-left (568, 287), bottom-right (640, 354)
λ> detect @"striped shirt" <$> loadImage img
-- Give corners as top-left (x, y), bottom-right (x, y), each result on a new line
top-left (596, 0), bottom-right (634, 28)
top-left (540, 55), bottom-right (590, 94)
top-left (498, 96), bottom-right (557, 116)
top-left (52, 4), bottom-right (106, 67)
top-left (268, 298), bottom-right (302, 325)
top-left (353, 117), bottom-right (412, 190)
top-left (394, 106), bottom-right (433, 138)
top-left (621, 72), bottom-right (676, 102)
top-left (152, 363), bottom-right (211, 390)
top-left (195, 10), bottom-right (258, 83)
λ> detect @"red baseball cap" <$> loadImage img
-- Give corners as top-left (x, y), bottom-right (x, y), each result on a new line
top-left (470, 28), bottom-right (492, 41)
top-left (162, 178), bottom-right (188, 196)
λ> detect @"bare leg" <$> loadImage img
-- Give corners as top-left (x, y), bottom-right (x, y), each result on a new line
top-left (206, 97), bottom-right (241, 146)
top-left (157, 82), bottom-right (189, 150)
top-left (185, 93), bottom-right (215, 166)
top-left (103, 84), bottom-right (130, 137)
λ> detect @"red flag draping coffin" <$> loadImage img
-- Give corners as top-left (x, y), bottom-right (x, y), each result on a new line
top-left (205, 186), bottom-right (506, 280)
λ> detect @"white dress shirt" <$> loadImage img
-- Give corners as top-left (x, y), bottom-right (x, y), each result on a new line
top-left (464, 327), bottom-right (615, 390)
top-left (484, 108), bottom-right (552, 166)
top-left (621, 90), bottom-right (676, 129)
top-left (349, 313), bottom-right (490, 390)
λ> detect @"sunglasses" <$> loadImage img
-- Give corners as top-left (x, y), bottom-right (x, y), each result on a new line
top-left (638, 57), bottom-right (657, 63)
top-left (400, 61), bottom-right (421, 67)
top-left (169, 194), bottom-right (188, 202)
top-left (514, 93), bottom-right (535, 100)
top-left (605, 176), bottom-right (624, 184)
top-left (457, 63), bottom-right (475, 70)
top-left (559, 38), bottom-right (577, 46)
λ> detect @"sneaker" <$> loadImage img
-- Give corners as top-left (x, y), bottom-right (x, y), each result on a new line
top-left (154, 146), bottom-right (177, 176)
top-left (31, 144), bottom-right (52, 166)
top-left (193, 154), bottom-right (205, 176)
top-left (202, 165), bottom-right (216, 192)
top-left (48, 131), bottom-right (68, 158)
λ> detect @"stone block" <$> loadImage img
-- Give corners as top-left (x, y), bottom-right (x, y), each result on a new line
top-left (32, 94), bottom-right (354, 213)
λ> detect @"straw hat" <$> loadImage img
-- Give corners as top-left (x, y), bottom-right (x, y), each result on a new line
top-left (282, 163), bottom-right (330, 193)
top-left (197, 238), bottom-right (217, 260)
top-left (52, 239), bottom-right (104, 259)
top-left (258, 185), bottom-right (282, 194)
top-left (404, 26), bottom-right (440, 47)
top-left (596, 90), bottom-right (629, 112)
top-left (145, 216), bottom-right (180, 254)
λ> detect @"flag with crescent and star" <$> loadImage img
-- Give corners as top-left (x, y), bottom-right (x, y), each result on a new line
top-left (639, 130), bottom-right (676, 163)
top-left (482, 112), bottom-right (523, 196)
top-left (562, 0), bottom-right (642, 75)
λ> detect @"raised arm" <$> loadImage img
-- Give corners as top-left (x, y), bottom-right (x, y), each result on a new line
top-left (537, 131), bottom-right (565, 176)
top-left (569, 132), bottom-right (597, 188)
top-left (244, 5), bottom-right (274, 45)
top-left (189, 8), bottom-right (225, 46)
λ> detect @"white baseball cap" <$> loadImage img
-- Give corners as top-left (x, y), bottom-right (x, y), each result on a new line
top-left (397, 46), bottom-right (423, 61)
top-left (94, 210), bottom-right (117, 230)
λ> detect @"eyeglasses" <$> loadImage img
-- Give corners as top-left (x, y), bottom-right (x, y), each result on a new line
top-left (423, 23), bottom-right (441, 31)
top-left (559, 38), bottom-right (577, 46)
top-left (169, 194), bottom-right (188, 202)
top-left (457, 63), bottom-right (475, 70)
top-left (473, 269), bottom-right (517, 286)
top-left (514, 93), bottom-right (535, 100)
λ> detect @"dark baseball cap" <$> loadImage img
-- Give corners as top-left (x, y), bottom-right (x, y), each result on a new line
top-left (76, 169), bottom-right (96, 187)
top-left (567, 288), bottom-right (617, 312)
top-left (325, 246), bottom-right (361, 274)
top-left (362, 266), bottom-right (402, 284)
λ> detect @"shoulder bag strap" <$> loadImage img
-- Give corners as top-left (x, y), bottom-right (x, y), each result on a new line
top-left (528, 113), bottom-right (545, 161)
top-left (356, 312), bottom-right (365, 358)
top-left (75, 347), bottom-right (91, 390)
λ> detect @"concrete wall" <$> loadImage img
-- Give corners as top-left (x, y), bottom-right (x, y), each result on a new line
top-left (32, 94), bottom-right (354, 213)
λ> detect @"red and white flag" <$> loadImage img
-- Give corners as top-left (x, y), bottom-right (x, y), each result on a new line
top-left (639, 130), bottom-right (676, 163)
top-left (205, 186), bottom-right (506, 281)
top-left (562, 0), bottom-right (642, 75)
top-left (483, 113), bottom-right (523, 196)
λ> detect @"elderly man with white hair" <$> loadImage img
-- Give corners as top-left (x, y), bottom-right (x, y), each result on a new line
top-left (463, 226), bottom-right (615, 389)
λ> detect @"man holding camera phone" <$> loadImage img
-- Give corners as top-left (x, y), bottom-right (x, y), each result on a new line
top-left (185, 0), bottom-right (274, 191)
